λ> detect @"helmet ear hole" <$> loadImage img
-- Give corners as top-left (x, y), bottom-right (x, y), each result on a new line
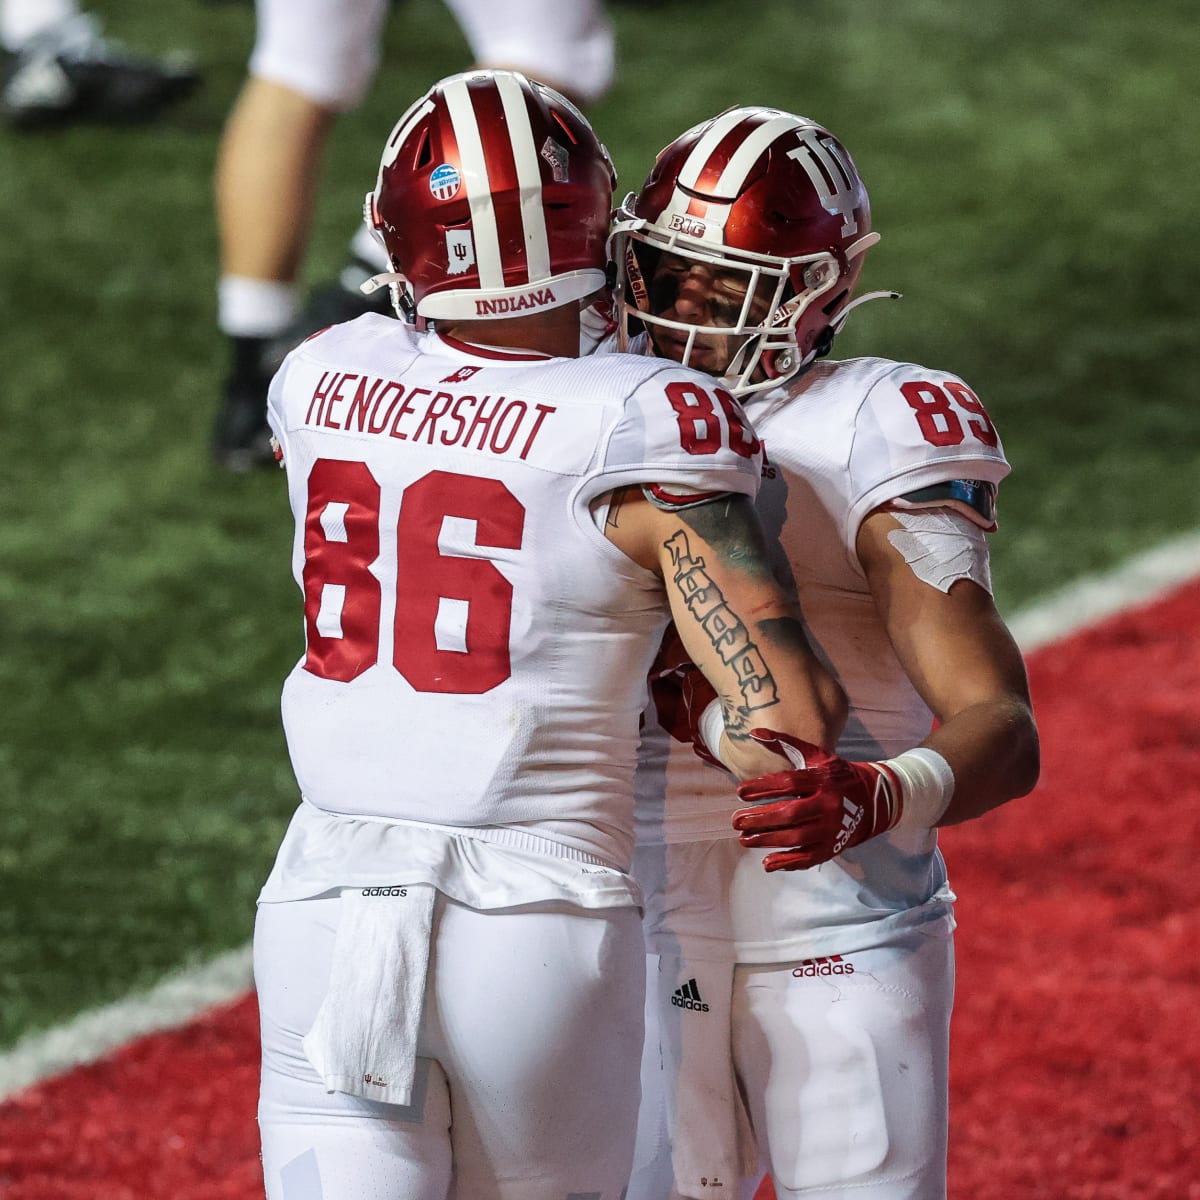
top-left (812, 325), bottom-right (836, 360)
top-left (821, 288), bottom-right (850, 315)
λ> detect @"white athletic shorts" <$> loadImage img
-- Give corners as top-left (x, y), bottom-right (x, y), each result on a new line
top-left (629, 916), bottom-right (955, 1200)
top-left (249, 0), bottom-right (615, 111)
top-left (256, 889), bottom-right (645, 1199)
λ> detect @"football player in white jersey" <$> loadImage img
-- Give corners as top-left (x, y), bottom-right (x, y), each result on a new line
top-left (611, 108), bottom-right (1041, 1199)
top-left (253, 74), bottom-right (847, 1200)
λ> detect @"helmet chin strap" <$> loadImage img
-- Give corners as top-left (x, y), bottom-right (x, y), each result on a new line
top-left (361, 270), bottom-right (418, 323)
top-left (723, 331), bottom-right (768, 390)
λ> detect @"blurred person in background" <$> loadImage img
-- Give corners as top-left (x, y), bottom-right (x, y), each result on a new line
top-left (610, 106), bottom-right (1040, 1200)
top-left (212, 0), bottom-right (615, 470)
top-left (253, 70), bottom-right (845, 1199)
top-left (0, 0), bottom-right (198, 126)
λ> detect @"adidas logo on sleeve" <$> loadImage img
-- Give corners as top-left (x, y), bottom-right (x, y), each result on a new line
top-left (670, 978), bottom-right (710, 1012)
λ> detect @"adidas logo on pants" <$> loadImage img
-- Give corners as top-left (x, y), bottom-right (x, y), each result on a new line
top-left (670, 977), bottom-right (710, 1012)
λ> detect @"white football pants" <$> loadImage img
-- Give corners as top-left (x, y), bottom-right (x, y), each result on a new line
top-left (630, 917), bottom-right (954, 1199)
top-left (255, 891), bottom-right (644, 1199)
top-left (250, 0), bottom-right (615, 111)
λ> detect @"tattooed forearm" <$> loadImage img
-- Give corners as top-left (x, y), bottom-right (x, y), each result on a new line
top-left (665, 528), bottom-right (779, 715)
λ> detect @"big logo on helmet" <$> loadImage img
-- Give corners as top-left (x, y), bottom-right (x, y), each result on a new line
top-left (668, 213), bottom-right (707, 238)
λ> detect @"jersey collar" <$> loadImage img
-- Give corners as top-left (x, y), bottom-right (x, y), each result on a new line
top-left (435, 332), bottom-right (554, 362)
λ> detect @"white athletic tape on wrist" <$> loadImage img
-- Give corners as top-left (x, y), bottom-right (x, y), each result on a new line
top-left (697, 699), bottom-right (731, 768)
top-left (698, 702), bottom-right (810, 772)
top-left (886, 747), bottom-right (955, 829)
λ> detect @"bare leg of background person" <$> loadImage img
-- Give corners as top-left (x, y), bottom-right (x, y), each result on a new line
top-left (213, 76), bottom-right (336, 469)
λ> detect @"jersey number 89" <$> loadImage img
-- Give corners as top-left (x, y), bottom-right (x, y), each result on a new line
top-left (900, 380), bottom-right (999, 448)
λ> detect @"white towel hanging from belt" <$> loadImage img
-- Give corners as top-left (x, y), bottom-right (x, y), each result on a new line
top-left (302, 883), bottom-right (436, 1105)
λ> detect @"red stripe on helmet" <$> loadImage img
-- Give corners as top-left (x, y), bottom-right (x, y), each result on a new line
top-left (466, 76), bottom-right (529, 286)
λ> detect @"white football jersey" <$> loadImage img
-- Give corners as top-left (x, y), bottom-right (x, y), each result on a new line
top-left (632, 353), bottom-right (1011, 960)
top-left (267, 315), bottom-right (762, 871)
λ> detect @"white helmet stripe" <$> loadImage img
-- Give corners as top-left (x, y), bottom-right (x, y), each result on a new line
top-left (670, 109), bottom-right (802, 236)
top-left (675, 107), bottom-right (748, 194)
top-left (495, 72), bottom-right (550, 284)
top-left (712, 114), bottom-right (804, 200)
top-left (442, 77), bottom-right (505, 289)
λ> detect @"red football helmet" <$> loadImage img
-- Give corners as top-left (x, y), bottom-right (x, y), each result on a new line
top-left (611, 106), bottom-right (894, 395)
top-left (363, 70), bottom-right (615, 323)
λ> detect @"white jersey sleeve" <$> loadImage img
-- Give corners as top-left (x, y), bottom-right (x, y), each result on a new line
top-left (841, 359), bottom-right (1010, 542)
top-left (582, 361), bottom-right (763, 509)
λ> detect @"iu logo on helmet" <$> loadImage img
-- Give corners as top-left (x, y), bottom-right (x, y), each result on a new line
top-left (786, 129), bottom-right (860, 237)
top-left (429, 163), bottom-right (462, 201)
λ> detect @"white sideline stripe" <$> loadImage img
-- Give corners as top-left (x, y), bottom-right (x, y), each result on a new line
top-left (1006, 530), bottom-right (1200, 653)
top-left (3, 530), bottom-right (1200, 1102)
top-left (0, 946), bottom-right (253, 1100)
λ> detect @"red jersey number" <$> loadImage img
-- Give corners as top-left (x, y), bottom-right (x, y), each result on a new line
top-left (900, 380), bottom-right (999, 448)
top-left (302, 460), bottom-right (524, 692)
top-left (666, 381), bottom-right (760, 458)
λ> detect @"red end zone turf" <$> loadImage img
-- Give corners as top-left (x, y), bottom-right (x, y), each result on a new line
top-left (4, 581), bottom-right (1199, 1199)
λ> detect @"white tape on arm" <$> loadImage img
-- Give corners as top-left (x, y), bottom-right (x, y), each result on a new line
top-left (697, 699), bottom-right (729, 767)
top-left (886, 510), bottom-right (993, 595)
top-left (698, 702), bottom-right (810, 772)
top-left (886, 747), bottom-right (955, 829)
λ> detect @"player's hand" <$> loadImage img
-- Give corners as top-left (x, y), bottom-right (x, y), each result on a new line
top-left (647, 627), bottom-right (723, 770)
top-left (579, 290), bottom-right (617, 354)
top-left (732, 729), bottom-right (903, 871)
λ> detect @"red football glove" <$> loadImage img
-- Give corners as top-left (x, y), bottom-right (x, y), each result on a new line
top-left (732, 729), bottom-right (903, 871)
top-left (647, 626), bottom-right (723, 769)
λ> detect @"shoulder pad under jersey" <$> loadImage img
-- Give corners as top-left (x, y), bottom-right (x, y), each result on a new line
top-left (886, 479), bottom-right (998, 529)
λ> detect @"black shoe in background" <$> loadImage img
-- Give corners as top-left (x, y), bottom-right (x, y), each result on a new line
top-left (287, 257), bottom-right (396, 339)
top-left (213, 267), bottom-right (394, 472)
top-left (212, 336), bottom-right (277, 472)
top-left (1, 14), bottom-right (199, 129)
